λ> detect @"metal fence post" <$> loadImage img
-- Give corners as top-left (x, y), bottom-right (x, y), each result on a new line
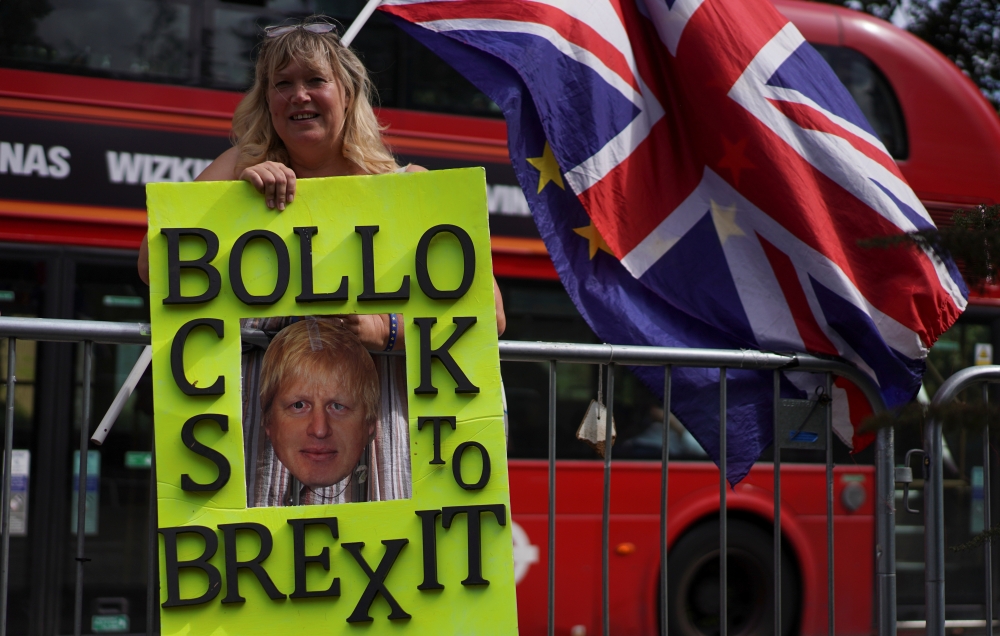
top-left (985, 385), bottom-right (994, 636)
top-left (548, 360), bottom-right (556, 636)
top-left (660, 366), bottom-right (671, 636)
top-left (826, 374), bottom-right (835, 636)
top-left (74, 341), bottom-right (93, 636)
top-left (720, 368), bottom-right (728, 636)
top-left (0, 339), bottom-right (16, 636)
top-left (924, 411), bottom-right (944, 636)
top-left (876, 424), bottom-right (897, 636)
top-left (773, 369), bottom-right (781, 636)
top-left (602, 365), bottom-right (615, 636)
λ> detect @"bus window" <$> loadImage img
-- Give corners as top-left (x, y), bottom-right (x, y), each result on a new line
top-left (210, 7), bottom-right (262, 88)
top-left (0, 0), bottom-right (192, 81)
top-left (399, 35), bottom-right (503, 117)
top-left (0, 0), bottom-right (501, 118)
top-left (813, 43), bottom-right (909, 160)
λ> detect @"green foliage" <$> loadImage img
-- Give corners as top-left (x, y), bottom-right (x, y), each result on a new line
top-left (0, 0), bottom-right (54, 59)
top-left (859, 204), bottom-right (1000, 287)
top-left (951, 522), bottom-right (1000, 552)
top-left (817, 0), bottom-right (1000, 110)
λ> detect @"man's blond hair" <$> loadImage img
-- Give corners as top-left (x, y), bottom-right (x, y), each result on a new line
top-left (259, 318), bottom-right (379, 433)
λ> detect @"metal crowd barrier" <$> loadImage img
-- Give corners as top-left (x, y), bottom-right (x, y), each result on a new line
top-left (0, 316), bottom-right (894, 636)
top-left (924, 365), bottom-right (1000, 636)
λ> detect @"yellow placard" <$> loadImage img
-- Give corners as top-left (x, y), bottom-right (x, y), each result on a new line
top-left (146, 168), bottom-right (517, 634)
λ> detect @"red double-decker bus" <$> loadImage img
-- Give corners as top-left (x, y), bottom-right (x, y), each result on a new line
top-left (0, 1), bottom-right (998, 634)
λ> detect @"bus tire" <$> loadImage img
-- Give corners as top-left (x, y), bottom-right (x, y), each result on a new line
top-left (666, 518), bottom-right (799, 636)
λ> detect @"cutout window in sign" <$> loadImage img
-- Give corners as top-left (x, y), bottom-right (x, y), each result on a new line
top-left (146, 169), bottom-right (515, 634)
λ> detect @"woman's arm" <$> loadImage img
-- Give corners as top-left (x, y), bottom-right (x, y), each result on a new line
top-left (494, 277), bottom-right (506, 336)
top-left (197, 146), bottom-right (240, 182)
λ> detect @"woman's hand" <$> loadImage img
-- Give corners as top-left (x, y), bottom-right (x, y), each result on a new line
top-left (138, 233), bottom-right (150, 285)
top-left (335, 314), bottom-right (391, 351)
top-left (239, 161), bottom-right (297, 211)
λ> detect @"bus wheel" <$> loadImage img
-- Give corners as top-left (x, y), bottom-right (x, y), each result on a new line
top-left (666, 519), bottom-right (799, 636)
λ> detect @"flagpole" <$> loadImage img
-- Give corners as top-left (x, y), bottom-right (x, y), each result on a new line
top-left (341, 0), bottom-right (383, 47)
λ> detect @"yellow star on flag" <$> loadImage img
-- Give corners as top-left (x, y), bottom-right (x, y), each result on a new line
top-left (573, 221), bottom-right (614, 259)
top-left (527, 142), bottom-right (565, 193)
top-left (710, 200), bottom-right (744, 244)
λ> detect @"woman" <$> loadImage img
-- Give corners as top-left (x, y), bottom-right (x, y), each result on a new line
top-left (139, 19), bottom-right (506, 505)
top-left (138, 18), bottom-right (506, 345)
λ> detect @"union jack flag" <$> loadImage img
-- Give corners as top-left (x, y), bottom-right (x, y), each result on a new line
top-left (381, 0), bottom-right (967, 482)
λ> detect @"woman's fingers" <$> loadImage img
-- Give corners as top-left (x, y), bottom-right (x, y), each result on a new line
top-left (269, 164), bottom-right (288, 210)
top-left (261, 163), bottom-right (284, 210)
top-left (239, 162), bottom-right (297, 211)
top-left (331, 314), bottom-right (388, 350)
top-left (337, 314), bottom-right (361, 333)
top-left (267, 163), bottom-right (296, 210)
top-left (282, 164), bottom-right (296, 205)
top-left (239, 166), bottom-right (266, 194)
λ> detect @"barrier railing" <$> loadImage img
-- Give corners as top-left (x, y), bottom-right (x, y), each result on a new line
top-left (924, 365), bottom-right (1000, 636)
top-left (0, 316), bottom-right (893, 635)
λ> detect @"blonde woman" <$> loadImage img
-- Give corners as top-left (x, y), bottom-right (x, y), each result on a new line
top-left (137, 19), bottom-right (506, 505)
top-left (138, 18), bottom-right (506, 344)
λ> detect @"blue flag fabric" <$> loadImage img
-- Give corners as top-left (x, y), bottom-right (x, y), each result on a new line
top-left (382, 0), bottom-right (966, 484)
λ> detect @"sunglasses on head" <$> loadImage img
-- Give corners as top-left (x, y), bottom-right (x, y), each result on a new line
top-left (264, 22), bottom-right (337, 38)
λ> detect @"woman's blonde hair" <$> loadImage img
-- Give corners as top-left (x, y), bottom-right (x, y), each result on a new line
top-left (231, 19), bottom-right (398, 175)
top-left (259, 318), bottom-right (380, 433)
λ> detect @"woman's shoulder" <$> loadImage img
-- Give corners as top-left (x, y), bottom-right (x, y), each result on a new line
top-left (398, 164), bottom-right (427, 173)
top-left (196, 147), bottom-right (241, 182)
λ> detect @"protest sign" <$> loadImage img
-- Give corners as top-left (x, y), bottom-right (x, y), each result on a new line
top-left (146, 168), bottom-right (516, 634)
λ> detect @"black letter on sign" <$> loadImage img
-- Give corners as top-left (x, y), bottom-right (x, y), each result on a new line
top-left (417, 416), bottom-right (456, 465)
top-left (180, 414), bottom-right (231, 492)
top-left (452, 441), bottom-right (491, 490)
top-left (415, 510), bottom-right (443, 591)
top-left (343, 539), bottom-right (411, 622)
top-left (441, 504), bottom-right (507, 586)
top-left (415, 224), bottom-right (475, 300)
top-left (170, 318), bottom-right (225, 396)
top-left (294, 226), bottom-right (348, 302)
top-left (159, 525), bottom-right (222, 607)
top-left (355, 226), bottom-right (410, 301)
top-left (287, 517), bottom-right (340, 599)
top-left (162, 228), bottom-right (221, 305)
top-left (413, 317), bottom-right (479, 395)
top-left (229, 229), bottom-right (290, 305)
top-left (219, 522), bottom-right (286, 603)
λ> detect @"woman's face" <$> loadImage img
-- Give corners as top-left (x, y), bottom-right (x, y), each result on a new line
top-left (265, 363), bottom-right (372, 489)
top-left (267, 57), bottom-right (348, 154)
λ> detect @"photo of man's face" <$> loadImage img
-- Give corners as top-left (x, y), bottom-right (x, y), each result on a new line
top-left (265, 362), bottom-right (374, 489)
top-left (257, 319), bottom-right (381, 494)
